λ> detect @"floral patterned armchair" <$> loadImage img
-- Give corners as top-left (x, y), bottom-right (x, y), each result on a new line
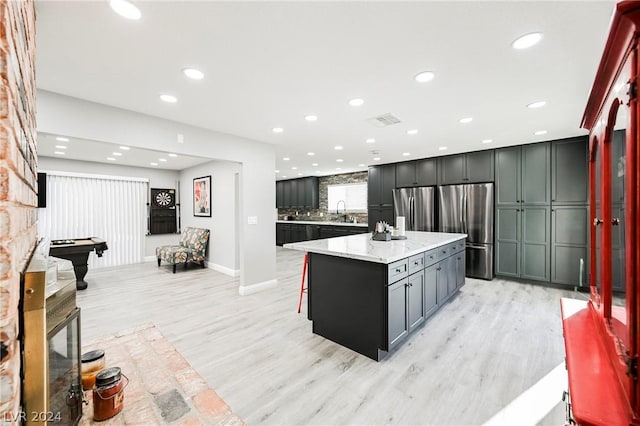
top-left (156, 227), bottom-right (210, 273)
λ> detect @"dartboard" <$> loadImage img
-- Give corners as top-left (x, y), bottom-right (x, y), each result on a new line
top-left (152, 189), bottom-right (175, 208)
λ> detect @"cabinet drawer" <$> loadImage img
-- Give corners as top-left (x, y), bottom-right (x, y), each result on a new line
top-left (452, 240), bottom-right (466, 253)
top-left (388, 259), bottom-right (409, 283)
top-left (424, 249), bottom-right (438, 267)
top-left (408, 254), bottom-right (424, 275)
top-left (436, 244), bottom-right (451, 261)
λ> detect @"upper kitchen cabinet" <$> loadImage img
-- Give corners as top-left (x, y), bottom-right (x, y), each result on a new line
top-left (495, 142), bottom-right (550, 206)
top-left (276, 177), bottom-right (319, 209)
top-left (368, 164), bottom-right (396, 206)
top-left (396, 158), bottom-right (437, 187)
top-left (551, 136), bottom-right (588, 205)
top-left (437, 150), bottom-right (494, 185)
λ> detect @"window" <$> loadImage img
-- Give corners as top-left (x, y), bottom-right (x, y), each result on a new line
top-left (327, 183), bottom-right (367, 212)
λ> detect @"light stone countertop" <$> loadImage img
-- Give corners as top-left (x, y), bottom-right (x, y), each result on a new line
top-left (283, 231), bottom-right (467, 264)
top-left (276, 220), bottom-right (368, 228)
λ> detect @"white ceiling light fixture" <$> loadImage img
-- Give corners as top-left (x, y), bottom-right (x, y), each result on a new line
top-left (512, 32), bottom-right (543, 50)
top-left (534, 130), bottom-right (548, 135)
top-left (366, 138), bottom-right (375, 144)
top-left (119, 146), bottom-right (130, 150)
top-left (112, 152), bottom-right (123, 156)
top-left (335, 168), bottom-right (342, 171)
top-left (305, 115), bottom-right (318, 122)
top-left (307, 152), bottom-right (315, 156)
top-left (439, 146), bottom-right (448, 151)
top-left (358, 163), bottom-right (365, 167)
top-left (283, 157), bottom-right (290, 161)
top-left (349, 98), bottom-right (364, 107)
top-left (312, 163), bottom-right (318, 166)
top-left (334, 145), bottom-right (343, 150)
top-left (527, 100), bottom-right (546, 109)
top-left (55, 136), bottom-right (69, 142)
top-left (107, 157), bottom-right (116, 161)
top-left (482, 139), bottom-right (493, 144)
top-left (54, 151), bottom-right (65, 155)
top-left (160, 94), bottom-right (177, 103)
top-left (275, 170), bottom-right (280, 173)
top-left (55, 145), bottom-right (67, 149)
top-left (459, 117), bottom-right (473, 124)
top-left (182, 67), bottom-right (204, 80)
top-left (159, 158), bottom-right (167, 162)
top-left (402, 152), bottom-right (411, 156)
top-left (407, 129), bottom-right (418, 135)
top-left (282, 175), bottom-right (288, 178)
top-left (150, 162), bottom-right (158, 166)
top-left (168, 153), bottom-right (177, 157)
top-left (373, 157), bottom-right (381, 161)
top-left (336, 159), bottom-right (344, 162)
top-left (109, 0), bottom-right (141, 20)
top-left (298, 173), bottom-right (303, 176)
top-left (415, 71), bottom-right (435, 83)
top-left (272, 127), bottom-right (284, 133)
top-left (291, 166), bottom-right (298, 170)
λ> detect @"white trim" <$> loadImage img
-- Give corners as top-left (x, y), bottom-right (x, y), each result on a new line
top-left (208, 262), bottom-right (240, 277)
top-left (239, 279), bottom-right (278, 296)
top-left (39, 169), bottom-right (150, 183)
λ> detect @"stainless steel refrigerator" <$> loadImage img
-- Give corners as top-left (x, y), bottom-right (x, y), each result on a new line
top-left (438, 183), bottom-right (494, 280)
top-left (392, 187), bottom-right (436, 231)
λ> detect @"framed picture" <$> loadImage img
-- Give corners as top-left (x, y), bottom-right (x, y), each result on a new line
top-left (193, 175), bottom-right (211, 217)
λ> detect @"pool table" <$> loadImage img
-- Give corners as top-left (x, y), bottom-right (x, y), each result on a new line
top-left (49, 237), bottom-right (108, 290)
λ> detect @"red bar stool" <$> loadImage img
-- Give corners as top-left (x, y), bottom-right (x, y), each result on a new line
top-left (297, 252), bottom-right (309, 313)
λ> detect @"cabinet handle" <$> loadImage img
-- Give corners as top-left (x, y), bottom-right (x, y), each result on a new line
top-left (396, 268), bottom-right (402, 273)
top-left (437, 267), bottom-right (441, 271)
top-left (593, 218), bottom-right (604, 226)
top-left (457, 257), bottom-right (461, 260)
top-left (612, 218), bottom-right (620, 226)
top-left (516, 200), bottom-right (520, 203)
top-left (414, 261), bottom-right (419, 265)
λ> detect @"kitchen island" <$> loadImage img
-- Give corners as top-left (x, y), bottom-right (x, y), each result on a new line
top-left (284, 231), bottom-right (467, 361)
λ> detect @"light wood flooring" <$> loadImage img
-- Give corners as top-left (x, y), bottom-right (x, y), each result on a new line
top-left (77, 247), bottom-right (581, 425)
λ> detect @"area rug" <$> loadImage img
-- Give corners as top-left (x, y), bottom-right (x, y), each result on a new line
top-left (78, 324), bottom-right (245, 426)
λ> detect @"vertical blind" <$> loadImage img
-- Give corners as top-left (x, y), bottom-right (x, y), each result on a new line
top-left (37, 172), bottom-right (148, 268)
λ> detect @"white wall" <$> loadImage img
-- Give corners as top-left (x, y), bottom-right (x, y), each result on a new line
top-left (179, 160), bottom-right (241, 275)
top-left (37, 90), bottom-right (277, 293)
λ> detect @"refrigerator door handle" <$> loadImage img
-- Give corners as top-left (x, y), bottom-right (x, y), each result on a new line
top-left (409, 195), bottom-right (414, 230)
top-left (462, 191), bottom-right (467, 233)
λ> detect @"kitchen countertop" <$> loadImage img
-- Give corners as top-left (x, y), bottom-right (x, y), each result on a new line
top-left (276, 220), bottom-right (368, 228)
top-left (283, 231), bottom-right (467, 264)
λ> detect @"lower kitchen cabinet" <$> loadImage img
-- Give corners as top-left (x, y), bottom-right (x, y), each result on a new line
top-left (551, 205), bottom-right (589, 287)
top-left (388, 278), bottom-right (409, 350)
top-left (407, 269), bottom-right (426, 330)
top-left (277, 222), bottom-right (366, 246)
top-left (424, 264), bottom-right (438, 318)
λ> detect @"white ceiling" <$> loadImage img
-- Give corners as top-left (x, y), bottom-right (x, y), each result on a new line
top-left (35, 1), bottom-right (615, 178)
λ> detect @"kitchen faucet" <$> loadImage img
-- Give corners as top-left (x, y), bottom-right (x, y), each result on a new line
top-left (336, 200), bottom-right (347, 222)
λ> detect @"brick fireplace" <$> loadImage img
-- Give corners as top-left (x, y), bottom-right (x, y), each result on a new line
top-left (0, 0), bottom-right (38, 422)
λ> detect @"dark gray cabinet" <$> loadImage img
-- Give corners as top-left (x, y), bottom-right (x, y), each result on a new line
top-left (407, 270), bottom-right (426, 331)
top-left (277, 223), bottom-right (364, 245)
top-left (424, 264), bottom-right (438, 318)
top-left (276, 177), bottom-right (319, 209)
top-left (368, 207), bottom-right (394, 231)
top-left (551, 206), bottom-right (588, 286)
top-left (388, 278), bottom-right (409, 350)
top-left (496, 142), bottom-right (550, 206)
top-left (318, 225), bottom-right (366, 239)
top-left (436, 257), bottom-right (449, 304)
top-left (368, 164), bottom-right (396, 206)
top-left (496, 206), bottom-right (550, 281)
top-left (552, 137), bottom-right (588, 205)
top-left (396, 158), bottom-right (437, 187)
top-left (437, 150), bottom-right (494, 185)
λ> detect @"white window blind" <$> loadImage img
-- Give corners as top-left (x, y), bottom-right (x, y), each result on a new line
top-left (37, 172), bottom-right (148, 268)
top-left (327, 183), bottom-right (367, 212)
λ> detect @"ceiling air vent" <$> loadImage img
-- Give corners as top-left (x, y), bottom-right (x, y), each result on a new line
top-left (367, 113), bottom-right (402, 128)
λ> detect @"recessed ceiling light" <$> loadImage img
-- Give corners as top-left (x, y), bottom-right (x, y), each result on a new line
top-left (358, 164), bottom-right (365, 167)
top-left (168, 153), bottom-right (177, 157)
top-left (112, 152), bottom-right (123, 156)
top-left (54, 151), bottom-right (65, 155)
top-left (534, 130), bottom-right (548, 135)
top-left (55, 136), bottom-right (69, 142)
top-left (307, 152), bottom-right (315, 156)
top-left (349, 98), bottom-right (364, 107)
top-left (150, 162), bottom-right (158, 166)
top-left (527, 100), bottom-right (546, 109)
top-left (315, 171), bottom-right (322, 174)
top-left (298, 173), bottom-right (303, 176)
top-left (282, 175), bottom-right (288, 178)
top-left (407, 129), bottom-right (418, 135)
top-left (159, 158), bottom-right (167, 162)
top-left (292, 166), bottom-right (298, 170)
top-left (160, 94), bottom-right (177, 103)
top-left (312, 163), bottom-right (318, 166)
top-left (109, 0), bottom-right (141, 20)
top-left (402, 152), bottom-right (411, 156)
top-left (459, 117), bottom-right (473, 124)
top-left (439, 146), bottom-right (448, 151)
top-left (482, 139), bottom-right (493, 144)
top-left (283, 157), bottom-right (290, 161)
top-left (512, 32), bottom-right (543, 50)
top-left (415, 71), bottom-right (435, 83)
top-left (272, 127), bottom-right (284, 133)
top-left (336, 159), bottom-right (344, 162)
top-left (120, 146), bottom-right (130, 150)
top-left (182, 67), bottom-right (204, 80)
top-left (334, 145), bottom-right (343, 150)
top-left (373, 157), bottom-right (381, 161)
top-left (107, 157), bottom-right (116, 161)
top-left (55, 145), bottom-right (67, 149)
top-left (366, 138), bottom-right (375, 144)
top-left (335, 168), bottom-right (342, 171)
top-left (275, 170), bottom-right (280, 173)
top-left (305, 115), bottom-right (318, 122)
